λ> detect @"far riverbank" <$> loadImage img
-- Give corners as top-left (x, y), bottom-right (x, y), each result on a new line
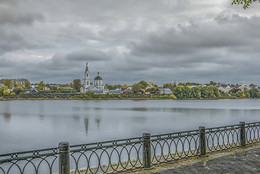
top-left (0, 93), bottom-right (253, 101)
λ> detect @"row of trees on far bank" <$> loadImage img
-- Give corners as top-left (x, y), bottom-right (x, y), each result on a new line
top-left (2, 77), bottom-right (260, 100)
top-left (172, 85), bottom-right (220, 99)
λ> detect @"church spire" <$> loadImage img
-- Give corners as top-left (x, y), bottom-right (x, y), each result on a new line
top-left (84, 62), bottom-right (90, 88)
top-left (85, 63), bottom-right (89, 72)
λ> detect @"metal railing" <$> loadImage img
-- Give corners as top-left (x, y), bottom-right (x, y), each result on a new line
top-left (69, 137), bottom-right (143, 173)
top-left (0, 148), bottom-right (59, 174)
top-left (150, 129), bottom-right (200, 165)
top-left (0, 121), bottom-right (260, 174)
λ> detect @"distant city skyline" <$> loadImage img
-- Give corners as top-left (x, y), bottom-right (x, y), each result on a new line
top-left (0, 0), bottom-right (260, 85)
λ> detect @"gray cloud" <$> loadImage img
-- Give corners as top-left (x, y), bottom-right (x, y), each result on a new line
top-left (131, 14), bottom-right (260, 57)
top-left (123, 13), bottom-right (260, 84)
top-left (0, 29), bottom-right (31, 55)
top-left (0, 0), bottom-right (260, 85)
top-left (67, 50), bottom-right (110, 62)
top-left (0, 0), bottom-right (44, 26)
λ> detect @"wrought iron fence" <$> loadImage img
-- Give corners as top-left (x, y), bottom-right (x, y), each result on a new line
top-left (245, 122), bottom-right (260, 144)
top-left (205, 124), bottom-right (241, 152)
top-left (69, 137), bottom-right (143, 174)
top-left (150, 130), bottom-right (200, 165)
top-left (0, 148), bottom-right (58, 174)
top-left (1, 121), bottom-right (260, 174)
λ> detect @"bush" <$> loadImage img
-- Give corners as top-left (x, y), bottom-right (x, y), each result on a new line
top-left (169, 94), bottom-right (177, 99)
top-left (3, 89), bottom-right (10, 96)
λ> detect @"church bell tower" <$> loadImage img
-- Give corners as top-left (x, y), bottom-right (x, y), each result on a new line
top-left (84, 62), bottom-right (90, 88)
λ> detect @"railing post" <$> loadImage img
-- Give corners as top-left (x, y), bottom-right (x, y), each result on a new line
top-left (142, 133), bottom-right (151, 169)
top-left (59, 142), bottom-right (70, 174)
top-left (199, 126), bottom-right (206, 156)
top-left (240, 122), bottom-right (246, 147)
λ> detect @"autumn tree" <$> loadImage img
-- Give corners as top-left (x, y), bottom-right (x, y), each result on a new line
top-left (13, 87), bottom-right (23, 95)
top-left (249, 88), bottom-right (260, 98)
top-left (173, 85), bottom-right (184, 99)
top-left (25, 81), bottom-right (31, 90)
top-left (201, 86), bottom-right (215, 98)
top-left (3, 79), bottom-right (12, 89)
top-left (105, 84), bottom-right (122, 90)
top-left (163, 83), bottom-right (175, 88)
top-left (0, 86), bottom-right (5, 96)
top-left (3, 86), bottom-right (10, 96)
top-left (105, 84), bottom-right (113, 90)
top-left (191, 87), bottom-right (201, 99)
top-left (138, 80), bottom-right (148, 89)
top-left (38, 81), bottom-right (46, 90)
top-left (73, 79), bottom-right (81, 92)
top-left (132, 83), bottom-right (143, 94)
top-left (209, 81), bottom-right (217, 86)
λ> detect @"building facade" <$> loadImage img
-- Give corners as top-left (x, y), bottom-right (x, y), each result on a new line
top-left (80, 63), bottom-right (108, 94)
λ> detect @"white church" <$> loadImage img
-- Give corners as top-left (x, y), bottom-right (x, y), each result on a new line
top-left (80, 63), bottom-right (109, 94)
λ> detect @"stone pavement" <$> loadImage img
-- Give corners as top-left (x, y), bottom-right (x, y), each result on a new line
top-left (126, 144), bottom-right (260, 174)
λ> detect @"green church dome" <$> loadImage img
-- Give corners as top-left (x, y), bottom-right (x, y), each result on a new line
top-left (94, 72), bottom-right (103, 80)
top-left (94, 76), bottom-right (102, 80)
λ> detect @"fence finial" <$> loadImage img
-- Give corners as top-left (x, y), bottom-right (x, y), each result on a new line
top-left (59, 142), bottom-right (70, 174)
top-left (240, 122), bottom-right (246, 147)
top-left (143, 133), bottom-right (151, 169)
top-left (199, 126), bottom-right (206, 156)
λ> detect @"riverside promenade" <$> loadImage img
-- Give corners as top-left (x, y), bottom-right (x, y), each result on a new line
top-left (127, 143), bottom-right (260, 174)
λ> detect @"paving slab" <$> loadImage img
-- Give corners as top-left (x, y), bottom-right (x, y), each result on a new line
top-left (126, 144), bottom-right (260, 174)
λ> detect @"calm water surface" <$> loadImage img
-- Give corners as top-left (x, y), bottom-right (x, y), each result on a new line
top-left (0, 99), bottom-right (260, 154)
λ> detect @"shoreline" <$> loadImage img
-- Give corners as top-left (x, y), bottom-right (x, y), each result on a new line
top-left (0, 97), bottom-right (256, 101)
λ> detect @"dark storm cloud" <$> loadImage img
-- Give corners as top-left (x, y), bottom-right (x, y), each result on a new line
top-left (0, 1), bottom-right (44, 55)
top-left (0, 29), bottom-right (31, 55)
top-left (0, 9), bottom-right (44, 26)
top-left (37, 49), bottom-right (111, 71)
top-left (0, 0), bottom-right (44, 26)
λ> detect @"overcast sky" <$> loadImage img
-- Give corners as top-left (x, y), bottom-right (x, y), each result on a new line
top-left (0, 0), bottom-right (259, 85)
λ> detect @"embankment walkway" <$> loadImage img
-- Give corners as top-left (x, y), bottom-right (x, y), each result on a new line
top-left (126, 144), bottom-right (260, 174)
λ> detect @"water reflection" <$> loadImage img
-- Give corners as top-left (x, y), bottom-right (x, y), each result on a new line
top-left (95, 118), bottom-right (100, 128)
top-left (2, 102), bottom-right (11, 123)
top-left (84, 118), bottom-right (89, 135)
top-left (38, 101), bottom-right (45, 120)
top-left (3, 112), bottom-right (11, 123)
top-left (1, 99), bottom-right (260, 154)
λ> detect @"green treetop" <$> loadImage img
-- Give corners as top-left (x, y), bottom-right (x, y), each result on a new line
top-left (3, 79), bottom-right (13, 89)
top-left (38, 81), bottom-right (46, 90)
top-left (73, 79), bottom-right (81, 92)
top-left (25, 81), bottom-right (31, 90)
top-left (232, 0), bottom-right (259, 8)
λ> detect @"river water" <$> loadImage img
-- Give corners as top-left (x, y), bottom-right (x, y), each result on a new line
top-left (0, 99), bottom-right (260, 154)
